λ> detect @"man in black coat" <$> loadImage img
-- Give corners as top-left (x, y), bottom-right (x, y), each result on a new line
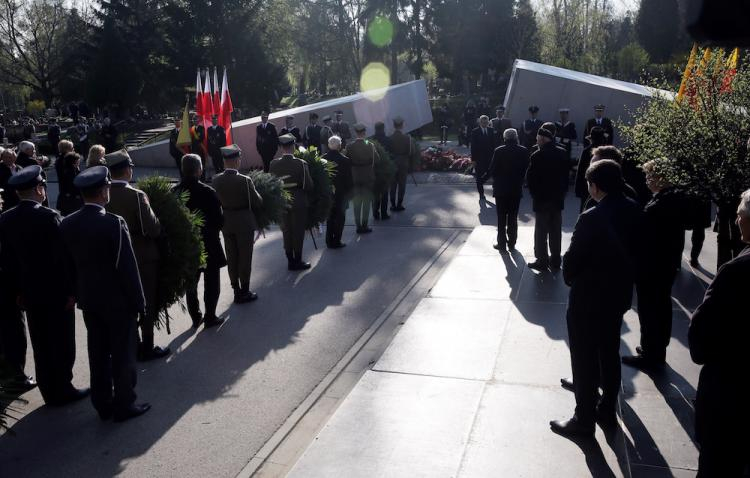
top-left (526, 127), bottom-right (569, 270)
top-left (470, 115), bottom-right (496, 200)
top-left (173, 154), bottom-right (227, 328)
top-left (206, 115), bottom-right (227, 175)
top-left (60, 166), bottom-right (150, 422)
top-left (100, 117), bottom-right (118, 153)
top-left (622, 160), bottom-right (688, 369)
top-left (256, 111), bottom-right (279, 173)
top-left (554, 108), bottom-right (577, 164)
top-left (280, 116), bottom-right (302, 144)
top-left (303, 113), bottom-right (323, 152)
top-left (331, 110), bottom-right (352, 147)
top-left (583, 104), bottom-right (614, 146)
top-left (323, 136), bottom-right (353, 248)
top-left (47, 118), bottom-right (61, 151)
top-left (550, 160), bottom-right (643, 437)
top-left (0, 165), bottom-right (88, 405)
top-left (522, 106), bottom-right (543, 148)
top-left (575, 127), bottom-right (607, 212)
top-left (481, 128), bottom-right (529, 251)
top-left (688, 191), bottom-right (750, 477)
top-left (491, 106), bottom-right (513, 145)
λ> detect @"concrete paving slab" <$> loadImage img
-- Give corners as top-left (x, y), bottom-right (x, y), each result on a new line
top-left (458, 383), bottom-right (628, 478)
top-left (373, 298), bottom-right (513, 380)
top-left (287, 371), bottom-right (485, 478)
top-left (429, 255), bottom-right (522, 300)
top-left (493, 302), bottom-right (573, 387)
top-left (630, 464), bottom-right (697, 477)
top-left (515, 266), bottom-right (570, 304)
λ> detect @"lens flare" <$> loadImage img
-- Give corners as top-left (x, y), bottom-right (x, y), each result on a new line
top-left (368, 16), bottom-right (394, 48)
top-left (360, 63), bottom-right (391, 101)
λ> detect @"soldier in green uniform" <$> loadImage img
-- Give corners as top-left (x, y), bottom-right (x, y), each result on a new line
top-left (106, 150), bottom-right (170, 361)
top-left (270, 134), bottom-right (314, 270)
top-left (388, 116), bottom-right (413, 212)
top-left (212, 144), bottom-right (263, 303)
top-left (344, 123), bottom-right (378, 234)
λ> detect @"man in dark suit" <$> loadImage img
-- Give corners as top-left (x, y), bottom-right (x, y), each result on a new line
top-left (575, 127), bottom-right (607, 212)
top-left (482, 128), bottom-right (529, 251)
top-left (190, 115), bottom-right (207, 164)
top-left (280, 116), bottom-right (302, 144)
top-left (0, 165), bottom-right (88, 405)
top-left (206, 115), bottom-right (227, 175)
top-left (60, 166), bottom-right (151, 422)
top-left (470, 115), bottom-right (496, 200)
top-left (323, 135), bottom-right (353, 248)
top-left (622, 160), bottom-right (688, 369)
top-left (554, 108), bottom-right (577, 163)
top-left (689, 190), bottom-right (750, 477)
top-left (526, 126), bottom-right (569, 270)
top-left (303, 113), bottom-right (323, 151)
top-left (169, 118), bottom-right (185, 174)
top-left (583, 104), bottom-right (614, 146)
top-left (100, 117), bottom-right (118, 153)
top-left (523, 106), bottom-right (543, 148)
top-left (256, 111), bottom-right (278, 173)
top-left (550, 159), bottom-right (642, 436)
top-left (47, 117), bottom-right (61, 151)
top-left (491, 106), bottom-right (513, 146)
top-left (331, 110), bottom-right (352, 147)
top-left (173, 154), bottom-right (227, 328)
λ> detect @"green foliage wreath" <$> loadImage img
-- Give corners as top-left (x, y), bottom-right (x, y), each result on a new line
top-left (294, 147), bottom-right (335, 228)
top-left (249, 170), bottom-right (291, 230)
top-left (138, 176), bottom-right (204, 330)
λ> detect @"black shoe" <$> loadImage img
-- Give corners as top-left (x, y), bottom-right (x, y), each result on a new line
top-left (289, 261), bottom-right (312, 271)
top-left (189, 311), bottom-right (203, 329)
top-left (635, 345), bottom-right (644, 355)
top-left (493, 243), bottom-right (506, 252)
top-left (113, 403), bottom-right (151, 423)
top-left (98, 407), bottom-right (113, 421)
top-left (203, 315), bottom-right (224, 328)
top-left (560, 378), bottom-right (575, 392)
top-left (5, 375), bottom-right (37, 392)
top-left (234, 290), bottom-right (258, 304)
top-left (328, 242), bottom-right (346, 249)
top-left (550, 257), bottom-right (562, 269)
top-left (361, 227), bottom-right (373, 234)
top-left (381, 213), bottom-right (390, 220)
top-left (528, 260), bottom-right (549, 271)
top-left (689, 257), bottom-right (699, 267)
top-left (621, 354), bottom-right (663, 370)
top-left (373, 213), bottom-right (381, 220)
top-left (507, 242), bottom-right (516, 251)
top-left (48, 387), bottom-right (91, 406)
top-left (550, 416), bottom-right (595, 437)
top-left (138, 346), bottom-right (171, 362)
top-left (391, 205), bottom-right (405, 212)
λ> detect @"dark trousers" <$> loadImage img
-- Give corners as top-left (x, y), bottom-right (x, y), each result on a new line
top-left (209, 153), bottom-right (224, 175)
top-left (186, 266), bottom-right (221, 318)
top-left (172, 155), bottom-right (183, 177)
top-left (82, 311), bottom-right (138, 414)
top-left (475, 160), bottom-right (489, 197)
top-left (716, 199), bottom-right (743, 268)
top-left (495, 195), bottom-right (521, 247)
top-left (352, 187), bottom-right (372, 229)
top-left (25, 306), bottom-right (76, 403)
top-left (635, 271), bottom-right (677, 362)
top-left (138, 261), bottom-right (159, 350)
top-left (373, 190), bottom-right (389, 217)
top-left (0, 293), bottom-right (26, 378)
top-left (390, 165), bottom-right (407, 207)
top-left (261, 153), bottom-right (274, 173)
top-left (326, 199), bottom-right (348, 246)
top-left (567, 310), bottom-right (622, 425)
top-left (691, 227), bottom-right (706, 261)
top-left (533, 209), bottom-right (563, 264)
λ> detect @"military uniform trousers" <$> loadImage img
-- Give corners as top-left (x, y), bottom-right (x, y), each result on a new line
top-left (222, 230), bottom-right (255, 290)
top-left (495, 195), bottom-right (522, 248)
top-left (372, 189), bottom-right (389, 218)
top-left (25, 305), bottom-right (76, 403)
top-left (137, 260), bottom-right (159, 350)
top-left (533, 203), bottom-right (563, 265)
top-left (208, 148), bottom-right (225, 175)
top-left (326, 197), bottom-right (348, 246)
top-left (261, 152), bottom-right (275, 173)
top-left (390, 156), bottom-right (408, 207)
top-left (281, 190), bottom-right (309, 259)
top-left (635, 269), bottom-right (677, 363)
top-left (352, 184), bottom-right (372, 229)
top-left (0, 291), bottom-right (27, 378)
top-left (567, 308), bottom-right (622, 426)
top-left (82, 311), bottom-right (138, 415)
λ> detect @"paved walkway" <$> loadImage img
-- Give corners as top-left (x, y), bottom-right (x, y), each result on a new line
top-left (285, 225), bottom-right (707, 478)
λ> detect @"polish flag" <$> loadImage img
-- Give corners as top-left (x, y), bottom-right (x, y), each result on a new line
top-left (220, 67), bottom-right (234, 144)
top-left (212, 67), bottom-right (221, 116)
top-left (203, 69), bottom-right (213, 120)
top-left (195, 69), bottom-right (204, 119)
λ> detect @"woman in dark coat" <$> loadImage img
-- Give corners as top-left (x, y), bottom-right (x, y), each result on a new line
top-left (56, 152), bottom-right (83, 216)
top-left (689, 188), bottom-right (750, 477)
top-left (172, 154), bottom-right (226, 328)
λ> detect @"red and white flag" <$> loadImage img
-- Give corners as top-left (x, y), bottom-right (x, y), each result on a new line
top-left (195, 69), bottom-right (204, 119)
top-left (220, 67), bottom-right (234, 144)
top-left (212, 67), bottom-right (221, 117)
top-left (203, 69), bottom-right (213, 120)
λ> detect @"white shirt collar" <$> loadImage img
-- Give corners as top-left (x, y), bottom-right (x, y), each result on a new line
top-left (224, 168), bottom-right (238, 173)
top-left (20, 198), bottom-right (40, 205)
top-left (111, 179), bottom-right (128, 185)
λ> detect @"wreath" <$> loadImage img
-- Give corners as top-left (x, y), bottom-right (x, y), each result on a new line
top-left (137, 176), bottom-right (204, 331)
top-left (248, 170), bottom-right (290, 230)
top-left (294, 147), bottom-right (335, 229)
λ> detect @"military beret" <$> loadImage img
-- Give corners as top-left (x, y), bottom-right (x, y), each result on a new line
top-left (74, 165), bottom-right (110, 191)
top-left (559, 108), bottom-right (570, 113)
top-left (322, 115), bottom-right (332, 122)
top-left (353, 123), bottom-right (366, 132)
top-left (106, 149), bottom-right (134, 171)
top-left (278, 134), bottom-right (296, 146)
top-left (594, 104), bottom-right (605, 111)
top-left (537, 127), bottom-right (554, 139)
top-left (528, 105), bottom-right (539, 113)
top-left (393, 116), bottom-right (404, 126)
top-left (374, 121), bottom-right (385, 129)
top-left (221, 144), bottom-right (242, 158)
top-left (8, 165), bottom-right (45, 190)
top-left (496, 106), bottom-right (506, 111)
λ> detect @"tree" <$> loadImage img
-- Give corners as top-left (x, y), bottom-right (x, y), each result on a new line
top-left (636, 0), bottom-right (679, 64)
top-left (616, 42), bottom-right (649, 82)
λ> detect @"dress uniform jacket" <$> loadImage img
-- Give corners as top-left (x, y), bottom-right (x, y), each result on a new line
top-left (522, 118), bottom-right (543, 147)
top-left (106, 182), bottom-right (161, 268)
top-left (207, 125), bottom-right (227, 163)
top-left (584, 117), bottom-right (614, 145)
top-left (280, 126), bottom-right (302, 144)
top-left (269, 155), bottom-right (314, 257)
top-left (491, 117), bottom-right (513, 143)
top-left (346, 139), bottom-right (378, 187)
top-left (332, 121), bottom-right (352, 144)
top-left (554, 121), bottom-right (577, 159)
top-left (304, 124), bottom-right (322, 151)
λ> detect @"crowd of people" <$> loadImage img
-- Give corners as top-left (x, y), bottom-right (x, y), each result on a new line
top-left (473, 104), bottom-right (749, 476)
top-left (0, 110), bottom-right (418, 426)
